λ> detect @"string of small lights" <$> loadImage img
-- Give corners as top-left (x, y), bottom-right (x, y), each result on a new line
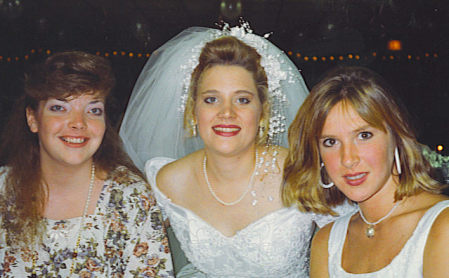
top-left (0, 48), bottom-right (445, 155)
top-left (0, 48), bottom-right (443, 64)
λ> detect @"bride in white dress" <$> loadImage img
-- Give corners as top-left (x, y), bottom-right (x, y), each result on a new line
top-left (120, 24), bottom-right (354, 277)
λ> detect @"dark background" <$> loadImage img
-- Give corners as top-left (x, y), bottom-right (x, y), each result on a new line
top-left (0, 0), bottom-right (448, 155)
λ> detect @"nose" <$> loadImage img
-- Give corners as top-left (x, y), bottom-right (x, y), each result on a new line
top-left (218, 101), bottom-right (236, 118)
top-left (341, 143), bottom-right (360, 169)
top-left (68, 110), bottom-right (87, 130)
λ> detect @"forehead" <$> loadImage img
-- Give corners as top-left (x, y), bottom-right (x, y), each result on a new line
top-left (52, 91), bottom-right (105, 101)
top-left (198, 65), bottom-right (256, 91)
top-left (321, 102), bottom-right (368, 134)
top-left (39, 92), bottom-right (105, 107)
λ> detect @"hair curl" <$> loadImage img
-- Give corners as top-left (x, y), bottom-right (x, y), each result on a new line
top-left (0, 51), bottom-right (142, 246)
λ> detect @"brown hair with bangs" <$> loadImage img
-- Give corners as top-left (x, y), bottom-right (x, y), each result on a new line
top-left (183, 36), bottom-right (270, 145)
top-left (283, 66), bottom-right (441, 214)
top-left (0, 51), bottom-right (141, 246)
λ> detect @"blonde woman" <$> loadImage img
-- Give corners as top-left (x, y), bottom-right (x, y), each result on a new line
top-left (120, 25), bottom-right (354, 277)
top-left (284, 66), bottom-right (449, 277)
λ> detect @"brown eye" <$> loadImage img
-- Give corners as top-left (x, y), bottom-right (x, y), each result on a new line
top-left (90, 107), bottom-right (103, 116)
top-left (323, 138), bottom-right (336, 147)
top-left (358, 132), bottom-right (373, 140)
top-left (49, 105), bottom-right (65, 112)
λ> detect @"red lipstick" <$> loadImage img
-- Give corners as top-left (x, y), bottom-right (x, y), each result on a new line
top-left (212, 125), bottom-right (241, 137)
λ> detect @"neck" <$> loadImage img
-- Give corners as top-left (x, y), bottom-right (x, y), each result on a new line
top-left (357, 176), bottom-right (399, 221)
top-left (40, 159), bottom-right (94, 192)
top-left (204, 145), bottom-right (257, 183)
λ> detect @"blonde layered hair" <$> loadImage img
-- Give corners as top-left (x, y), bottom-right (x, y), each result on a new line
top-left (283, 66), bottom-right (441, 214)
top-left (183, 36), bottom-right (270, 145)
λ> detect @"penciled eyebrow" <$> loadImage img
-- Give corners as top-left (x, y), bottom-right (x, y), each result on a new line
top-left (88, 100), bottom-right (103, 105)
top-left (51, 98), bottom-right (104, 106)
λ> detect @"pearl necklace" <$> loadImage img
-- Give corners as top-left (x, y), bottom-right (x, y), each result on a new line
top-left (30, 163), bottom-right (96, 277)
top-left (358, 201), bottom-right (400, 238)
top-left (203, 150), bottom-right (258, 206)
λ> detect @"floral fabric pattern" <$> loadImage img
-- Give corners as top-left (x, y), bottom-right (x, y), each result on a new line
top-left (0, 167), bottom-right (174, 277)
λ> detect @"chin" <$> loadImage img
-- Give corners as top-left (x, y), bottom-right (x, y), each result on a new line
top-left (337, 188), bottom-right (369, 203)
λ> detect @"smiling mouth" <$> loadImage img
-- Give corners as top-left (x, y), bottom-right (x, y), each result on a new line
top-left (345, 173), bottom-right (367, 180)
top-left (61, 137), bottom-right (87, 144)
top-left (213, 127), bottom-right (240, 132)
top-left (343, 172), bottom-right (368, 186)
top-left (212, 125), bottom-right (241, 137)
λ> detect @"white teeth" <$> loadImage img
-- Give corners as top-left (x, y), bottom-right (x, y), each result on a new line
top-left (213, 127), bottom-right (240, 132)
top-left (63, 137), bottom-right (85, 144)
top-left (346, 173), bottom-right (366, 180)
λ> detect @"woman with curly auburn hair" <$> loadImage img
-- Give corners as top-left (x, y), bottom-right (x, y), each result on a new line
top-left (284, 66), bottom-right (449, 277)
top-left (0, 51), bottom-right (173, 277)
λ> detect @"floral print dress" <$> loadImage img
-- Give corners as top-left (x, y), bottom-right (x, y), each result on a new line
top-left (0, 167), bottom-right (174, 277)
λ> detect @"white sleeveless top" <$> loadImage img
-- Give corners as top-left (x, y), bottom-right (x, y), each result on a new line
top-left (328, 200), bottom-right (449, 277)
top-left (146, 157), bottom-right (356, 278)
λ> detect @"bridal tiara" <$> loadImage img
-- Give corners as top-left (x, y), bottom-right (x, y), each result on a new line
top-left (178, 21), bottom-right (299, 146)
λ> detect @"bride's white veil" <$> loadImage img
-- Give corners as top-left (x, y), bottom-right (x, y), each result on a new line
top-left (119, 25), bottom-right (309, 171)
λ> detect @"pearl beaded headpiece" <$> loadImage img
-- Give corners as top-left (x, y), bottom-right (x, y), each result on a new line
top-left (119, 23), bottom-right (309, 170)
top-left (179, 22), bottom-right (297, 146)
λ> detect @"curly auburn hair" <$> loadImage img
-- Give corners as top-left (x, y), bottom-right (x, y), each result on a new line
top-left (0, 51), bottom-right (142, 246)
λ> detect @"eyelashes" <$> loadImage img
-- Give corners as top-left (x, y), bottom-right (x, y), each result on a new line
top-left (321, 131), bottom-right (374, 147)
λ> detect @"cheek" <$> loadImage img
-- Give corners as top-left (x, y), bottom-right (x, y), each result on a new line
top-left (38, 116), bottom-right (63, 135)
top-left (92, 119), bottom-right (106, 138)
top-left (244, 105), bottom-right (262, 126)
top-left (364, 145), bottom-right (393, 172)
top-left (320, 150), bottom-right (341, 177)
top-left (195, 106), bottom-right (210, 128)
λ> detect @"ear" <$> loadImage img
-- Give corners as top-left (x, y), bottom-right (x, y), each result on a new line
top-left (26, 107), bottom-right (39, 133)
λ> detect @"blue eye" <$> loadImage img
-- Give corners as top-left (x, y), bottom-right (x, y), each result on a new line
top-left (358, 132), bottom-right (373, 140)
top-left (322, 138), bottom-right (337, 147)
top-left (204, 96), bottom-right (217, 104)
top-left (49, 105), bottom-right (65, 112)
top-left (237, 97), bottom-right (250, 104)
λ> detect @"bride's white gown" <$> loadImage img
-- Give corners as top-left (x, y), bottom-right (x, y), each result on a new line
top-left (146, 157), bottom-right (355, 277)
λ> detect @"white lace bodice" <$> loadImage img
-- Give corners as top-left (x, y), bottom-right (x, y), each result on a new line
top-left (146, 157), bottom-right (355, 278)
top-left (328, 200), bottom-right (449, 278)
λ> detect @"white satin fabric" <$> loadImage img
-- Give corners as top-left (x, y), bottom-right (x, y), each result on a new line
top-left (146, 157), bottom-right (355, 278)
top-left (328, 200), bottom-right (449, 277)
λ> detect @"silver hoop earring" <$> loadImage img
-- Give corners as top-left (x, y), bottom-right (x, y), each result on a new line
top-left (319, 162), bottom-right (334, 188)
top-left (394, 147), bottom-right (402, 175)
top-left (191, 120), bottom-right (197, 137)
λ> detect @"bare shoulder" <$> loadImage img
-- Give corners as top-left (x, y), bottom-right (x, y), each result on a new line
top-left (427, 196), bottom-right (449, 237)
top-left (313, 222), bottom-right (333, 248)
top-left (156, 150), bottom-right (202, 199)
top-left (423, 195), bottom-right (449, 277)
top-left (310, 222), bottom-right (333, 278)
